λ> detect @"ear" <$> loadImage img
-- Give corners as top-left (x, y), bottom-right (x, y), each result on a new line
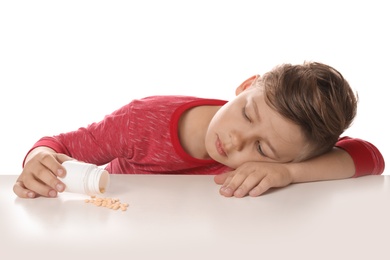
top-left (235, 75), bottom-right (260, 96)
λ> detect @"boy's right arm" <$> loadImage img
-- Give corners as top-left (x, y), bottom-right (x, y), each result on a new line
top-left (215, 137), bottom-right (385, 197)
top-left (13, 146), bottom-right (75, 198)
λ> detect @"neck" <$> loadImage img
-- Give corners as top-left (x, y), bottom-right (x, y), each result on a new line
top-left (178, 105), bottom-right (221, 159)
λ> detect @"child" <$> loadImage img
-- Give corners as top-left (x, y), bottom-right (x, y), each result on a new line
top-left (13, 61), bottom-right (385, 198)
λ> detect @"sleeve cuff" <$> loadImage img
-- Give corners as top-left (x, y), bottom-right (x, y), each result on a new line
top-left (336, 136), bottom-right (385, 177)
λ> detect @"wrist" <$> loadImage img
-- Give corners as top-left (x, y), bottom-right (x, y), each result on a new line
top-left (288, 162), bottom-right (305, 184)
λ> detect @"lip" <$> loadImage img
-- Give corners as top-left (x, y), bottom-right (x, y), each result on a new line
top-left (215, 135), bottom-right (227, 157)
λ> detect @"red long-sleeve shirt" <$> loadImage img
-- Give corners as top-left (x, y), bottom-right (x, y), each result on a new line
top-left (24, 96), bottom-right (385, 177)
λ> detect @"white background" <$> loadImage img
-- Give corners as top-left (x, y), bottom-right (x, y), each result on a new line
top-left (0, 0), bottom-right (388, 175)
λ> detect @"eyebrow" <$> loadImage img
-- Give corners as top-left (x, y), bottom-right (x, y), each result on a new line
top-left (251, 98), bottom-right (280, 160)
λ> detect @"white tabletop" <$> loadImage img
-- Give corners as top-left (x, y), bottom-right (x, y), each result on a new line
top-left (1, 174), bottom-right (389, 260)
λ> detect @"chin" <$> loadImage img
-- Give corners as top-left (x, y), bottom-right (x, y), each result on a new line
top-left (210, 153), bottom-right (225, 165)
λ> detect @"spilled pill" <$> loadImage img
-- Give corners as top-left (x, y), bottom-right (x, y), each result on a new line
top-left (85, 195), bottom-right (129, 211)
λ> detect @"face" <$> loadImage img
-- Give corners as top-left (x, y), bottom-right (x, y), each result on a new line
top-left (205, 85), bottom-right (308, 169)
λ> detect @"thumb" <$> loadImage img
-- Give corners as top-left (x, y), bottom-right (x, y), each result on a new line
top-left (55, 153), bottom-right (77, 164)
top-left (214, 172), bottom-right (229, 184)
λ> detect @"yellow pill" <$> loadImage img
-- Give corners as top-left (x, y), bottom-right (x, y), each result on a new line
top-left (86, 195), bottom-right (128, 212)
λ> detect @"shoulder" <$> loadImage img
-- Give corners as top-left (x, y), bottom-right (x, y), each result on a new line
top-left (131, 95), bottom-right (227, 110)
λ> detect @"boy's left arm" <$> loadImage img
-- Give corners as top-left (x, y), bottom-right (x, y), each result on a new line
top-left (214, 137), bottom-right (385, 198)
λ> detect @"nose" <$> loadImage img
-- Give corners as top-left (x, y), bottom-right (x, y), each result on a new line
top-left (230, 130), bottom-right (246, 151)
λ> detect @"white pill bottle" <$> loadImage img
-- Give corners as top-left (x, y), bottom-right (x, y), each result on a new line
top-left (61, 161), bottom-right (110, 196)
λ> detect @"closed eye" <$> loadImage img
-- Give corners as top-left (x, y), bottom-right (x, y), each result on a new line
top-left (256, 141), bottom-right (267, 157)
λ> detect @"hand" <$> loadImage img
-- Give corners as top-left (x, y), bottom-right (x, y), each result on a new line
top-left (13, 148), bottom-right (75, 198)
top-left (214, 161), bottom-right (293, 198)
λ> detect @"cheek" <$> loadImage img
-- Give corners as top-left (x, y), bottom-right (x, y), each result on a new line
top-left (214, 100), bottom-right (238, 120)
top-left (215, 108), bottom-right (239, 129)
top-left (207, 111), bottom-right (229, 135)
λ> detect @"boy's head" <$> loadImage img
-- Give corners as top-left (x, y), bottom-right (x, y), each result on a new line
top-left (258, 61), bottom-right (357, 160)
top-left (205, 61), bottom-right (357, 168)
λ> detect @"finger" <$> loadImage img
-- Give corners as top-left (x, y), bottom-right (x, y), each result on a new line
top-left (249, 175), bottom-right (275, 197)
top-left (218, 174), bottom-right (235, 197)
top-left (13, 181), bottom-right (37, 199)
top-left (23, 176), bottom-right (60, 198)
top-left (219, 172), bottom-right (248, 197)
top-left (32, 167), bottom-right (65, 194)
top-left (54, 154), bottom-right (77, 177)
top-left (214, 172), bottom-right (229, 184)
top-left (221, 171), bottom-right (237, 187)
top-left (39, 153), bottom-right (67, 178)
top-left (233, 174), bottom-right (263, 198)
top-left (56, 153), bottom-right (74, 163)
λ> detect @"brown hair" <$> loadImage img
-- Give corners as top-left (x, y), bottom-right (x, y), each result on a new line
top-left (259, 61), bottom-right (358, 161)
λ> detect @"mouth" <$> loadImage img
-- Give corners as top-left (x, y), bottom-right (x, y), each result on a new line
top-left (215, 135), bottom-right (227, 157)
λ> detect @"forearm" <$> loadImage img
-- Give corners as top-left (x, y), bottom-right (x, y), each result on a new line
top-left (290, 147), bottom-right (355, 183)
